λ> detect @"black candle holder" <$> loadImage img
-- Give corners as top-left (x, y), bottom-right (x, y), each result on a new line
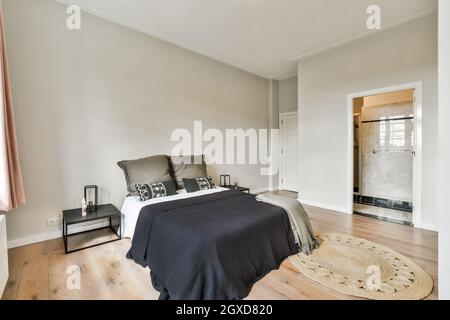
top-left (84, 185), bottom-right (98, 212)
top-left (220, 175), bottom-right (231, 188)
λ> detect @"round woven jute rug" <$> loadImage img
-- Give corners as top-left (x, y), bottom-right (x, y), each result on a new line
top-left (289, 233), bottom-right (433, 300)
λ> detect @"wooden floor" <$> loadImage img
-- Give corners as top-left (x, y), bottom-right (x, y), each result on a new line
top-left (2, 191), bottom-right (438, 300)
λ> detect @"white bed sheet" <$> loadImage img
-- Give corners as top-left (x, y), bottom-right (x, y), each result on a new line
top-left (121, 187), bottom-right (229, 239)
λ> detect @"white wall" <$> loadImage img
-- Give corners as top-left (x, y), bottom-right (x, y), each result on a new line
top-left (298, 14), bottom-right (438, 229)
top-left (2, 0), bottom-right (270, 243)
top-left (438, 0), bottom-right (450, 300)
top-left (279, 77), bottom-right (298, 113)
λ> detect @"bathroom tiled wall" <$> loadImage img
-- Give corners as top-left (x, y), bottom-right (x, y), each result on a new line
top-left (360, 102), bottom-right (414, 202)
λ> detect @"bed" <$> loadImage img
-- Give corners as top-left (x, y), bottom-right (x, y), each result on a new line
top-left (123, 188), bottom-right (299, 300)
top-left (118, 155), bottom-right (315, 300)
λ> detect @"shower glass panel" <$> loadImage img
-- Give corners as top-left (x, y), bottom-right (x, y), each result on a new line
top-left (360, 103), bottom-right (414, 204)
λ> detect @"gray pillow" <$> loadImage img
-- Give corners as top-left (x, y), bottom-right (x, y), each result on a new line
top-left (118, 155), bottom-right (172, 196)
top-left (169, 155), bottom-right (207, 189)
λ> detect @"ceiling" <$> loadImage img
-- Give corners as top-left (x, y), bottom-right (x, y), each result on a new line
top-left (62, 0), bottom-right (437, 80)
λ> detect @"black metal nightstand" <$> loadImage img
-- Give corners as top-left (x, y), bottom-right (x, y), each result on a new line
top-left (62, 204), bottom-right (122, 254)
top-left (228, 186), bottom-right (251, 193)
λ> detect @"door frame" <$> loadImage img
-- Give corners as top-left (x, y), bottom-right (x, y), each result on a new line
top-left (346, 82), bottom-right (423, 228)
top-left (279, 111), bottom-right (298, 191)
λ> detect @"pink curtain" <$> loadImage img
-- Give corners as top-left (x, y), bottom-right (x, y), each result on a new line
top-left (0, 8), bottom-right (25, 212)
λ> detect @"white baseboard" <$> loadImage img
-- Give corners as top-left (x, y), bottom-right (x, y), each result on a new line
top-left (7, 219), bottom-right (111, 249)
top-left (414, 222), bottom-right (438, 232)
top-left (299, 198), bottom-right (351, 214)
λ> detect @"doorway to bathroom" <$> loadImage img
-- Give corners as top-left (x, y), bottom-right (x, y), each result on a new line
top-left (350, 84), bottom-right (422, 226)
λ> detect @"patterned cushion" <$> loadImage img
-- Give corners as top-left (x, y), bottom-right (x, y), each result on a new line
top-left (135, 181), bottom-right (177, 201)
top-left (182, 176), bottom-right (215, 193)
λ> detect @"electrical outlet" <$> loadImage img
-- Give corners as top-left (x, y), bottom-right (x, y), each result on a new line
top-left (47, 217), bottom-right (62, 226)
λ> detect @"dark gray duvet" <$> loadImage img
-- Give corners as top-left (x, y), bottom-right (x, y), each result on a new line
top-left (127, 190), bottom-right (298, 300)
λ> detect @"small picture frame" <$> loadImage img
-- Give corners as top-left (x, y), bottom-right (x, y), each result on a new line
top-left (84, 185), bottom-right (98, 212)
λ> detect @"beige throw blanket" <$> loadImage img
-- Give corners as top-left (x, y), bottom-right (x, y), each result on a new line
top-left (256, 193), bottom-right (320, 254)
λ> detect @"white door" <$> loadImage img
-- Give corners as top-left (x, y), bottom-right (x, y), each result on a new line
top-left (280, 112), bottom-right (298, 192)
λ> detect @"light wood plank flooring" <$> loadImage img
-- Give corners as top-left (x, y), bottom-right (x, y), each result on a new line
top-left (2, 191), bottom-right (438, 300)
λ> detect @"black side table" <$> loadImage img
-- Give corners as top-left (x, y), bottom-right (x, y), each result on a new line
top-left (62, 204), bottom-right (122, 254)
top-left (228, 186), bottom-right (251, 194)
